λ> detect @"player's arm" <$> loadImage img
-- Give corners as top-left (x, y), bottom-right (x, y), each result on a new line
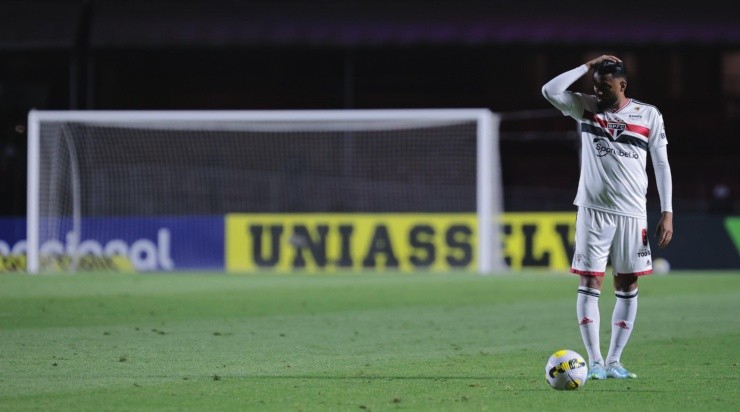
top-left (541, 65), bottom-right (587, 114)
top-left (542, 55), bottom-right (620, 115)
top-left (650, 144), bottom-right (673, 248)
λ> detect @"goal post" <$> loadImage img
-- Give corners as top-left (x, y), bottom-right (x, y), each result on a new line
top-left (27, 109), bottom-right (505, 274)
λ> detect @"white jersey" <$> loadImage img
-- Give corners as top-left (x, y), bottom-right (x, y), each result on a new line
top-left (543, 65), bottom-right (670, 218)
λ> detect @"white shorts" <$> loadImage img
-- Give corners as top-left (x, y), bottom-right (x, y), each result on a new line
top-left (571, 207), bottom-right (653, 277)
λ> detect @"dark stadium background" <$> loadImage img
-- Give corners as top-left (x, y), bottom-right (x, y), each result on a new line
top-left (0, 0), bottom-right (738, 218)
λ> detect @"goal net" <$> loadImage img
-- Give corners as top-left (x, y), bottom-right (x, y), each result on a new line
top-left (27, 109), bottom-right (505, 273)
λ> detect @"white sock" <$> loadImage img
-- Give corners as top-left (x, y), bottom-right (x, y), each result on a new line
top-left (577, 286), bottom-right (603, 365)
top-left (606, 288), bottom-right (638, 365)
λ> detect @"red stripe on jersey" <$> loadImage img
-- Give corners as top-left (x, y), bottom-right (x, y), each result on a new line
top-left (625, 124), bottom-right (650, 138)
top-left (583, 110), bottom-right (650, 139)
top-left (583, 110), bottom-right (607, 127)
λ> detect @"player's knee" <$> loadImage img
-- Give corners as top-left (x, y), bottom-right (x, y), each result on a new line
top-left (579, 274), bottom-right (604, 289)
top-left (614, 274), bottom-right (637, 291)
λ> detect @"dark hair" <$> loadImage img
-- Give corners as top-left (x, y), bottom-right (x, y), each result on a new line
top-left (594, 60), bottom-right (628, 80)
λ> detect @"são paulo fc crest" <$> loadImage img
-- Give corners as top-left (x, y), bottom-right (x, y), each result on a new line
top-left (607, 121), bottom-right (626, 138)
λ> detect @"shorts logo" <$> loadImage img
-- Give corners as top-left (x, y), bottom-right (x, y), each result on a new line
top-left (641, 228), bottom-right (648, 246)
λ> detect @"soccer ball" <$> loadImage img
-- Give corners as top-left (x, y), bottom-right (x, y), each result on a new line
top-left (653, 258), bottom-right (670, 275)
top-left (545, 349), bottom-right (588, 390)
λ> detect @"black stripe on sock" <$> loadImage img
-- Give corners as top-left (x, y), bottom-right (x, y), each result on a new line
top-left (578, 289), bottom-right (601, 298)
top-left (615, 291), bottom-right (638, 299)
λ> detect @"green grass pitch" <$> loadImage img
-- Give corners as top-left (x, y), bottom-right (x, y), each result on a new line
top-left (0, 271), bottom-right (738, 411)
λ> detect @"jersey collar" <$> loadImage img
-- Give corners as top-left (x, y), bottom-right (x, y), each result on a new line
top-left (609, 98), bottom-right (632, 113)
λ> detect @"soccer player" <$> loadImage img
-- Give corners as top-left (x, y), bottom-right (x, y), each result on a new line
top-left (542, 55), bottom-right (674, 379)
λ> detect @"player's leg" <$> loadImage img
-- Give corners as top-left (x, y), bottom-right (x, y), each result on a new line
top-left (571, 207), bottom-right (615, 378)
top-left (578, 275), bottom-right (607, 379)
top-left (605, 214), bottom-right (651, 378)
top-left (605, 273), bottom-right (639, 378)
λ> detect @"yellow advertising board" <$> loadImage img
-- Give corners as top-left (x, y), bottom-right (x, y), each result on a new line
top-left (226, 212), bottom-right (576, 272)
top-left (501, 212), bottom-right (576, 270)
top-left (226, 213), bottom-right (477, 272)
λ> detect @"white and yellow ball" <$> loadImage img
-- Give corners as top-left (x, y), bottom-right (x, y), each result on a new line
top-left (653, 258), bottom-right (671, 275)
top-left (545, 349), bottom-right (588, 390)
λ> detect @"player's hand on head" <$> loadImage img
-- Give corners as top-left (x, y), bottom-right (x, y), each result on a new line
top-left (586, 55), bottom-right (622, 69)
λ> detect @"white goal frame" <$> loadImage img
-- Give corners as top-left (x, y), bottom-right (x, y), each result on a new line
top-left (27, 109), bottom-right (504, 274)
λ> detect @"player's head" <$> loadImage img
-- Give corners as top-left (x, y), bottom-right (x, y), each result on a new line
top-left (592, 60), bottom-right (628, 111)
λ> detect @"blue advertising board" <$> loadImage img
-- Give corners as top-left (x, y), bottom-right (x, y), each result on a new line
top-left (0, 216), bottom-right (224, 272)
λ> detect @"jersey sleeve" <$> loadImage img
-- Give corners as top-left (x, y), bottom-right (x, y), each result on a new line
top-left (650, 144), bottom-right (673, 213)
top-left (542, 65), bottom-right (589, 119)
top-left (648, 110), bottom-right (672, 212)
top-left (649, 112), bottom-right (669, 150)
